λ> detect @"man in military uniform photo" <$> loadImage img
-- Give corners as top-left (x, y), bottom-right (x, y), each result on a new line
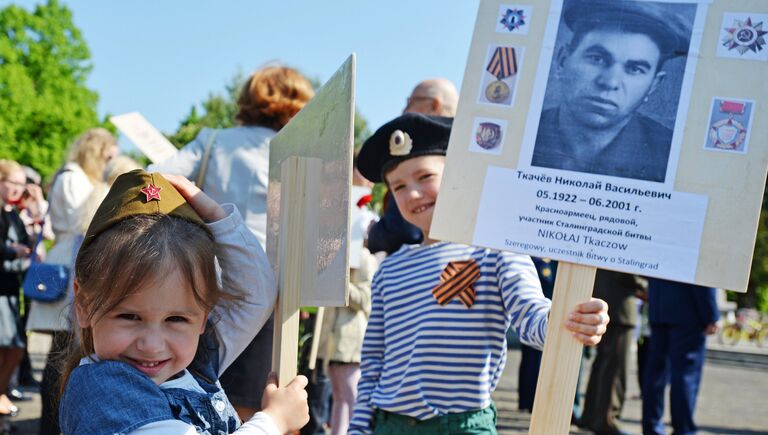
top-left (531, 0), bottom-right (694, 183)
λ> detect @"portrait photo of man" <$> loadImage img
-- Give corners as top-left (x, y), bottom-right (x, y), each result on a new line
top-left (531, 0), bottom-right (696, 183)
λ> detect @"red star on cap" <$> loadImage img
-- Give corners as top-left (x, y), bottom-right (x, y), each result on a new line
top-left (140, 184), bottom-right (162, 202)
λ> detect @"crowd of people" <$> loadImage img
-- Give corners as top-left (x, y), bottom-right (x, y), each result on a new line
top-left (0, 61), bottom-right (719, 435)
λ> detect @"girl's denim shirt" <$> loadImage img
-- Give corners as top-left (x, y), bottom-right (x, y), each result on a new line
top-left (60, 330), bottom-right (240, 434)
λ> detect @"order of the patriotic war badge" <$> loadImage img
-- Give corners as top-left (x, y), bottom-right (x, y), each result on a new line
top-left (500, 8), bottom-right (526, 32)
top-left (717, 14), bottom-right (768, 62)
top-left (495, 4), bottom-right (531, 34)
top-left (723, 17), bottom-right (767, 54)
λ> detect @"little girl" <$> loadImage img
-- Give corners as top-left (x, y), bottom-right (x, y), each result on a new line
top-left (59, 169), bottom-right (309, 434)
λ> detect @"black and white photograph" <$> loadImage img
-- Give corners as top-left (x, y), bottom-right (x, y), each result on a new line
top-left (529, 0), bottom-right (698, 183)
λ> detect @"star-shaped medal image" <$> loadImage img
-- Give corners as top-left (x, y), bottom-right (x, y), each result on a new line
top-left (500, 8), bottom-right (526, 32)
top-left (722, 17), bottom-right (767, 55)
top-left (140, 184), bottom-right (162, 202)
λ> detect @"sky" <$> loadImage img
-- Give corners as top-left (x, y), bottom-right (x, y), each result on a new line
top-left (4, 0), bottom-right (479, 149)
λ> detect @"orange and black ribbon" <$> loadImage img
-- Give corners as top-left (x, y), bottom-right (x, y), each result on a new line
top-left (431, 260), bottom-right (480, 308)
top-left (486, 47), bottom-right (517, 80)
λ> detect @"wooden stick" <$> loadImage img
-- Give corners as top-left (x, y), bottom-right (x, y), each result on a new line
top-left (308, 307), bottom-right (325, 370)
top-left (272, 156), bottom-right (322, 386)
top-left (529, 263), bottom-right (596, 434)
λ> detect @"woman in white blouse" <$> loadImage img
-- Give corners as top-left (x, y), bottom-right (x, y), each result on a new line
top-left (27, 128), bottom-right (117, 435)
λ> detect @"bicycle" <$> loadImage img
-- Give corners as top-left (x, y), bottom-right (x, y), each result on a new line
top-left (718, 308), bottom-right (768, 347)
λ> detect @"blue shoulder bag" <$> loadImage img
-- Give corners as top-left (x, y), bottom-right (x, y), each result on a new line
top-left (22, 218), bottom-right (69, 302)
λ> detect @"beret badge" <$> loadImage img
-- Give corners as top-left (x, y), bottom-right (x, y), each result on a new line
top-left (389, 130), bottom-right (413, 156)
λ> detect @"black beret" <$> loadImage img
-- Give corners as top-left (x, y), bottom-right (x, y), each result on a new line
top-left (564, 0), bottom-right (691, 58)
top-left (357, 113), bottom-right (453, 183)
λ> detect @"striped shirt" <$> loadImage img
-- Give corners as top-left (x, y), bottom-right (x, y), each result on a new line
top-left (349, 242), bottom-right (551, 434)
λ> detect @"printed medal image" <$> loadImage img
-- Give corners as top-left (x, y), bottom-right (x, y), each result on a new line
top-left (478, 45), bottom-right (525, 107)
top-left (476, 123), bottom-right (503, 149)
top-left (704, 98), bottom-right (755, 153)
top-left (469, 117), bottom-right (507, 155)
top-left (495, 4), bottom-right (532, 34)
top-left (716, 13), bottom-right (768, 61)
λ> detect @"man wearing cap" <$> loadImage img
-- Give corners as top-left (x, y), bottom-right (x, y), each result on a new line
top-left (532, 0), bottom-right (691, 183)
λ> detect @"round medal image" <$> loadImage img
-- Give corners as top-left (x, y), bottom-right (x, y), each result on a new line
top-left (475, 122), bottom-right (503, 150)
top-left (736, 27), bottom-right (757, 46)
top-left (709, 119), bottom-right (746, 149)
top-left (485, 80), bottom-right (510, 103)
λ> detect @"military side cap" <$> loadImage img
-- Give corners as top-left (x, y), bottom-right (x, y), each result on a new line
top-left (357, 113), bottom-right (453, 183)
top-left (564, 0), bottom-right (691, 58)
top-left (80, 169), bottom-right (207, 252)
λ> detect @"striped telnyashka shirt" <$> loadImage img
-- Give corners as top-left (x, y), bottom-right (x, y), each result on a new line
top-left (349, 242), bottom-right (551, 434)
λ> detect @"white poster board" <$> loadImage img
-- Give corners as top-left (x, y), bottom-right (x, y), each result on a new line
top-left (432, 0), bottom-right (768, 292)
top-left (110, 112), bottom-right (178, 163)
top-left (267, 55), bottom-right (356, 307)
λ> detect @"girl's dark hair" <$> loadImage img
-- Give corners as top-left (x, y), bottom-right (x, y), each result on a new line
top-left (59, 215), bottom-right (234, 397)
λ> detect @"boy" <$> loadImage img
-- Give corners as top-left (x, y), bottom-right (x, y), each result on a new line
top-left (349, 114), bottom-right (609, 434)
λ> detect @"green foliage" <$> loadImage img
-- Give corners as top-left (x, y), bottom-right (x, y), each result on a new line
top-left (743, 181), bottom-right (768, 313)
top-left (0, 0), bottom-right (100, 180)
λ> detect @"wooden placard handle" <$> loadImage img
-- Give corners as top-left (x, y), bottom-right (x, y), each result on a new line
top-left (272, 156), bottom-right (322, 387)
top-left (307, 307), bottom-right (325, 370)
top-left (529, 262), bottom-right (596, 434)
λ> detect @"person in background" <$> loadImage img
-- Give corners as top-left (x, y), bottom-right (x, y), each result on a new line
top-left (642, 278), bottom-right (719, 435)
top-left (0, 160), bottom-right (33, 419)
top-left (76, 155), bottom-right (142, 237)
top-left (8, 166), bottom-right (48, 399)
top-left (517, 258), bottom-right (556, 413)
top-left (17, 166), bottom-right (52, 248)
top-left (580, 271), bottom-right (645, 435)
top-left (25, 127), bottom-right (118, 435)
top-left (367, 78), bottom-right (458, 256)
top-left (149, 65), bottom-right (314, 420)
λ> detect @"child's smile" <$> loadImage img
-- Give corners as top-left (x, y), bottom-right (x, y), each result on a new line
top-left (76, 269), bottom-right (208, 385)
top-left (386, 155), bottom-right (445, 244)
top-left (410, 203), bottom-right (435, 214)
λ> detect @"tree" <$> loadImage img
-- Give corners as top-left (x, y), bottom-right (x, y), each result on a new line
top-left (741, 185), bottom-right (768, 313)
top-left (0, 0), bottom-right (101, 180)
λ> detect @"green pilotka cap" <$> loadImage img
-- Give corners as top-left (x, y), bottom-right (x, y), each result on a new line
top-left (80, 169), bottom-right (208, 253)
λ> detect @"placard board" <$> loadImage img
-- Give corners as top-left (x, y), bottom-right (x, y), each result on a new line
top-left (431, 0), bottom-right (768, 292)
top-left (266, 55), bottom-right (355, 307)
top-left (110, 112), bottom-right (178, 163)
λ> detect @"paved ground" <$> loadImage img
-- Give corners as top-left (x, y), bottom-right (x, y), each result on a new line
top-left (6, 333), bottom-right (768, 434)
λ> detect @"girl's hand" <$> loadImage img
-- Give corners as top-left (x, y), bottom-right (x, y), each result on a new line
top-left (565, 297), bottom-right (609, 346)
top-left (161, 173), bottom-right (227, 223)
top-left (261, 372), bottom-right (310, 434)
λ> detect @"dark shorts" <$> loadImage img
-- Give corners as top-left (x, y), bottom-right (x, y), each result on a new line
top-left (374, 402), bottom-right (497, 435)
top-left (219, 315), bottom-right (274, 409)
